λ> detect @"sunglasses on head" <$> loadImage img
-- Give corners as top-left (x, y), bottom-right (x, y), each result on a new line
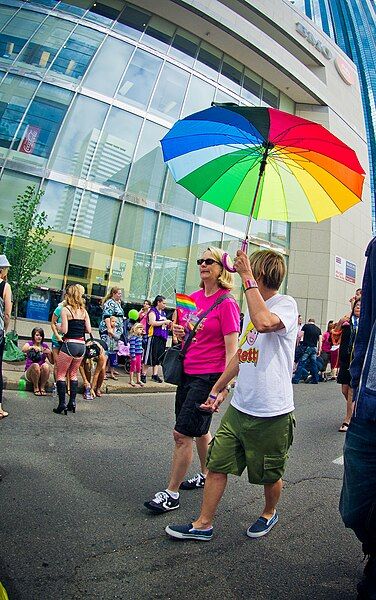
top-left (197, 258), bottom-right (222, 266)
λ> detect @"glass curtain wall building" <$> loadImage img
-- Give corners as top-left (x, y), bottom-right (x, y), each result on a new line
top-left (0, 0), bottom-right (293, 309)
top-left (293, 0), bottom-right (376, 228)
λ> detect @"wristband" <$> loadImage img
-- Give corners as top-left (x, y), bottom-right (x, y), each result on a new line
top-left (209, 393), bottom-right (217, 400)
top-left (243, 278), bottom-right (258, 291)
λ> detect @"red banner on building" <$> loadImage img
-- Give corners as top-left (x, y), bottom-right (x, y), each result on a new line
top-left (19, 125), bottom-right (41, 154)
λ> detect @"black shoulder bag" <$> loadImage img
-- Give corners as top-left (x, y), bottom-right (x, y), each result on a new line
top-left (161, 294), bottom-right (231, 386)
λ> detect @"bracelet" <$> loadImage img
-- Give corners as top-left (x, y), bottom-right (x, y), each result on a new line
top-left (243, 278), bottom-right (258, 291)
top-left (221, 385), bottom-right (231, 393)
top-left (209, 393), bottom-right (217, 400)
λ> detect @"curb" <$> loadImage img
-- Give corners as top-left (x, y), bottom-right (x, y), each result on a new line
top-left (3, 377), bottom-right (176, 395)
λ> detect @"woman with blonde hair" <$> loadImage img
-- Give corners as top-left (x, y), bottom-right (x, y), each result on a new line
top-left (145, 246), bottom-right (240, 513)
top-left (0, 255), bottom-right (12, 419)
top-left (53, 284), bottom-right (91, 415)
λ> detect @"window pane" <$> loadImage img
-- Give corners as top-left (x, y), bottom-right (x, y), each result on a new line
top-left (168, 29), bottom-right (199, 66)
top-left (241, 68), bottom-right (261, 105)
top-left (195, 42), bottom-right (222, 81)
top-left (89, 106), bottom-right (142, 190)
top-left (196, 198), bottom-right (225, 224)
top-left (149, 62), bottom-right (189, 120)
top-left (0, 9), bottom-right (45, 63)
top-left (181, 75), bottom-right (215, 118)
top-left (50, 25), bottom-right (104, 81)
top-left (219, 56), bottom-right (243, 94)
top-left (262, 80), bottom-right (279, 108)
top-left (185, 224), bottom-right (222, 293)
top-left (141, 15), bottom-right (175, 53)
top-left (75, 190), bottom-right (120, 242)
top-left (152, 214), bottom-right (192, 302)
top-left (0, 169), bottom-right (40, 227)
top-left (225, 212), bottom-right (248, 232)
top-left (11, 83), bottom-right (72, 162)
top-left (113, 4), bottom-right (150, 40)
top-left (251, 218), bottom-right (270, 241)
top-left (83, 37), bottom-right (133, 97)
top-left (279, 92), bottom-right (295, 113)
top-left (0, 6), bottom-right (16, 29)
top-left (16, 16), bottom-right (75, 71)
top-left (116, 48), bottom-right (162, 110)
top-left (163, 171), bottom-right (195, 213)
top-left (116, 202), bottom-right (157, 253)
top-left (49, 95), bottom-right (108, 177)
top-left (57, 0), bottom-right (92, 17)
top-left (271, 221), bottom-right (289, 247)
top-left (127, 120), bottom-right (167, 202)
top-left (0, 74), bottom-right (38, 157)
top-left (214, 89), bottom-right (239, 105)
top-left (85, 0), bottom-right (124, 27)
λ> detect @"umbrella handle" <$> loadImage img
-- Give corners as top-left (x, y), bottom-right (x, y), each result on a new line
top-left (222, 238), bottom-right (249, 272)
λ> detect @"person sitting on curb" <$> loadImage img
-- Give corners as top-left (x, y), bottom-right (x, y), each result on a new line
top-left (165, 249), bottom-right (297, 542)
top-left (22, 328), bottom-right (52, 396)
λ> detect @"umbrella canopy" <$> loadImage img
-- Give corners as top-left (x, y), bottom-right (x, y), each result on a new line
top-left (161, 105), bottom-right (365, 224)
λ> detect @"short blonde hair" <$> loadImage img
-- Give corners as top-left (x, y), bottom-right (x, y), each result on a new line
top-left (65, 284), bottom-right (85, 310)
top-left (249, 249), bottom-right (286, 290)
top-left (199, 246), bottom-right (234, 290)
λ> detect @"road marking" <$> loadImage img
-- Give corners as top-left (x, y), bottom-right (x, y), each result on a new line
top-left (332, 455), bottom-right (344, 465)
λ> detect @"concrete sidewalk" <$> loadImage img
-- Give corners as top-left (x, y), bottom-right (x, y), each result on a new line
top-left (2, 361), bottom-right (176, 395)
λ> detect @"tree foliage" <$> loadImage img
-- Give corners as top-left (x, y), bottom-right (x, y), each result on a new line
top-left (0, 185), bottom-right (55, 326)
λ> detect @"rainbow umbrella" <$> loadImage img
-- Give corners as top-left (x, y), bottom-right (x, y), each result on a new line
top-left (161, 103), bottom-right (365, 231)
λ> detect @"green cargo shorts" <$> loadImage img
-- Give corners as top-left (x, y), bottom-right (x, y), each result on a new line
top-left (206, 404), bottom-right (295, 485)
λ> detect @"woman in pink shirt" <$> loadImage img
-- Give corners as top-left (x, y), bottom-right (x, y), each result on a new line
top-left (144, 247), bottom-right (240, 514)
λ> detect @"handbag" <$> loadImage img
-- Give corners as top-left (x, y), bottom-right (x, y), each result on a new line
top-left (161, 294), bottom-right (231, 385)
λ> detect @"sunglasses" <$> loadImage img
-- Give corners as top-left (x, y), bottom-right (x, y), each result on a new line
top-left (197, 258), bottom-right (222, 266)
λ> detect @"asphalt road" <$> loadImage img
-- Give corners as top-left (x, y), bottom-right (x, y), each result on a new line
top-left (0, 383), bottom-right (363, 600)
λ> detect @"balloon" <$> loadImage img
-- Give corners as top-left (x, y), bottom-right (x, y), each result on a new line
top-left (128, 309), bottom-right (139, 321)
top-left (18, 378), bottom-right (26, 391)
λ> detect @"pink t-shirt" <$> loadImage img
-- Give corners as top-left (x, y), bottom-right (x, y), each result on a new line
top-left (322, 331), bottom-right (332, 353)
top-left (182, 288), bottom-right (240, 375)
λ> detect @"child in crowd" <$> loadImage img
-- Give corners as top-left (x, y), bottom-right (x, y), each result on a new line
top-left (103, 316), bottom-right (120, 380)
top-left (129, 323), bottom-right (145, 387)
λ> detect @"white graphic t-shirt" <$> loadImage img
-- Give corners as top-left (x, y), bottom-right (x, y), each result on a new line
top-left (231, 293), bottom-right (298, 417)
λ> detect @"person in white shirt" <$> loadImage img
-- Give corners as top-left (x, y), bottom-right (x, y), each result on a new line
top-left (165, 249), bottom-right (298, 541)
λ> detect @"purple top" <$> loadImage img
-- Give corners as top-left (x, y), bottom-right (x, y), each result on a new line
top-left (148, 307), bottom-right (169, 340)
top-left (25, 341), bottom-right (49, 370)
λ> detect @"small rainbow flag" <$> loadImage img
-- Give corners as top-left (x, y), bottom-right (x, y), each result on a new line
top-left (176, 292), bottom-right (197, 312)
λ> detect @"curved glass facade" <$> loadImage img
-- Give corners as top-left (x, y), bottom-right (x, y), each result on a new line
top-left (295, 0), bottom-right (376, 229)
top-left (0, 0), bottom-right (294, 309)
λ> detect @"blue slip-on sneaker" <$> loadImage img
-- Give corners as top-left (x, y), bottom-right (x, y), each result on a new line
top-left (246, 511), bottom-right (279, 538)
top-left (165, 522), bottom-right (213, 541)
top-left (144, 490), bottom-right (180, 513)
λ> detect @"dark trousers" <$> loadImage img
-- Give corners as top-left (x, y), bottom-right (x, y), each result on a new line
top-left (340, 417), bottom-right (376, 555)
top-left (292, 346), bottom-right (319, 383)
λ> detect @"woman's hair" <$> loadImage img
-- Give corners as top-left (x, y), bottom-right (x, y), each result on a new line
top-left (130, 323), bottom-right (144, 336)
top-left (0, 267), bottom-right (9, 279)
top-left (31, 327), bottom-right (45, 342)
top-left (351, 298), bottom-right (361, 317)
top-left (102, 287), bottom-right (121, 305)
top-left (143, 299), bottom-right (151, 306)
top-left (65, 284), bottom-right (85, 310)
top-left (199, 247), bottom-right (234, 290)
top-left (327, 320), bottom-right (334, 332)
top-left (249, 249), bottom-right (286, 290)
top-left (152, 295), bottom-right (165, 307)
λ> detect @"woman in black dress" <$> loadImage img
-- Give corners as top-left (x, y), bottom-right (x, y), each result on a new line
top-left (337, 298), bottom-right (361, 432)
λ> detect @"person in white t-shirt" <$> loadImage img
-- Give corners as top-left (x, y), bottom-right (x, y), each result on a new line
top-left (165, 249), bottom-right (298, 542)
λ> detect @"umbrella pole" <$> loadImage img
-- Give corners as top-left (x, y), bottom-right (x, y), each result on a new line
top-left (243, 143), bottom-right (270, 250)
top-left (222, 143), bottom-right (270, 272)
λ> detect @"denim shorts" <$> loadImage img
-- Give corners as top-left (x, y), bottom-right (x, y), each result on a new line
top-left (174, 372), bottom-right (221, 437)
top-left (206, 404), bottom-right (295, 484)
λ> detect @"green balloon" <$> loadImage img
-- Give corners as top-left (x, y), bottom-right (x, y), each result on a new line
top-left (18, 378), bottom-right (26, 390)
top-left (128, 309), bottom-right (139, 321)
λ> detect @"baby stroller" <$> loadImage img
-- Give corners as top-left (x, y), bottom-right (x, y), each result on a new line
top-left (117, 340), bottom-right (131, 374)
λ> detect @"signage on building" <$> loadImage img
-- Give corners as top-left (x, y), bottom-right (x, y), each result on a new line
top-left (334, 56), bottom-right (357, 86)
top-left (19, 125), bottom-right (41, 154)
top-left (295, 22), bottom-right (332, 60)
top-left (335, 255), bottom-right (357, 283)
